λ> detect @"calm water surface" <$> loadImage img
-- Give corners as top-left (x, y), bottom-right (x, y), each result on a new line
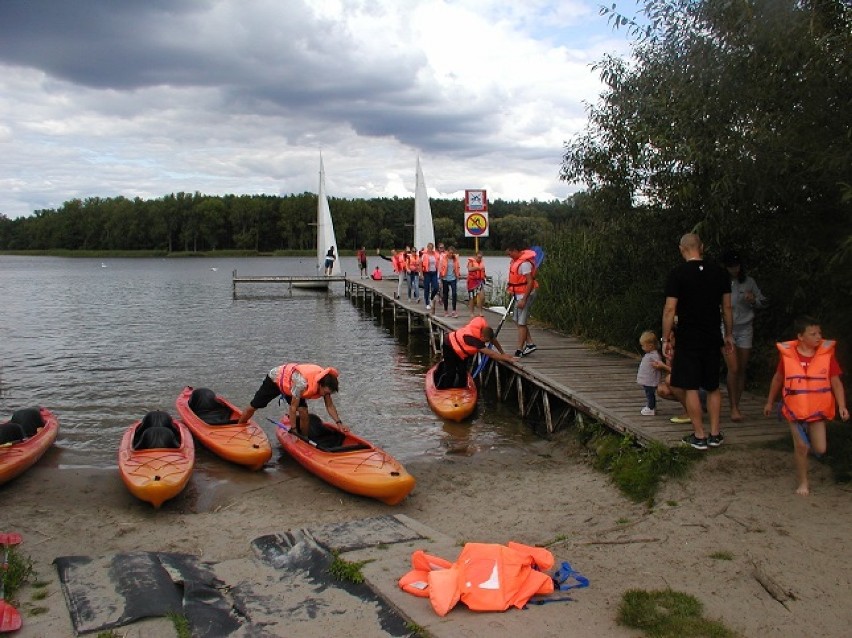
top-left (1, 255), bottom-right (533, 478)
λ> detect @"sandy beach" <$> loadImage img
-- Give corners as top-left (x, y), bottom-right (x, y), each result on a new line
top-left (3, 432), bottom-right (852, 637)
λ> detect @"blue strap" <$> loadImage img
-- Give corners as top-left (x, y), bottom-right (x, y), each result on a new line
top-left (552, 561), bottom-right (589, 591)
top-left (525, 595), bottom-right (574, 606)
top-left (524, 560), bottom-right (588, 607)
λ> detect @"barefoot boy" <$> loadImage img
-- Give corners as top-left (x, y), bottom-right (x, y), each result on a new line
top-left (764, 316), bottom-right (849, 495)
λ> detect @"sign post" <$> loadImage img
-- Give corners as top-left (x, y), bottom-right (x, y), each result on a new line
top-left (464, 189), bottom-right (488, 253)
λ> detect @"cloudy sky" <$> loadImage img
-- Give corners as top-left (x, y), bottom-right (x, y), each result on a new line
top-left (0, 0), bottom-right (633, 219)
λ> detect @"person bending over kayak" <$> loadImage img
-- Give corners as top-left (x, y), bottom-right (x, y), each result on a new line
top-left (437, 316), bottom-right (517, 389)
top-left (239, 363), bottom-right (345, 436)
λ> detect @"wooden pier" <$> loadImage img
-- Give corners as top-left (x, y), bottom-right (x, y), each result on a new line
top-left (232, 270), bottom-right (346, 296)
top-left (345, 276), bottom-right (787, 449)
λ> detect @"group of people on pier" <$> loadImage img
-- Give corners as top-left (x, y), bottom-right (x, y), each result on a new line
top-left (248, 233), bottom-right (847, 497)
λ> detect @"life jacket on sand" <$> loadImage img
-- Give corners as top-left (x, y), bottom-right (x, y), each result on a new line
top-left (398, 542), bottom-right (556, 616)
top-left (507, 249), bottom-right (539, 294)
top-left (275, 363), bottom-right (339, 400)
top-left (448, 316), bottom-right (490, 359)
top-left (778, 339), bottom-right (837, 422)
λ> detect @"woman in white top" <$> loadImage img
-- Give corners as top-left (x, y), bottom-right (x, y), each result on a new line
top-left (722, 250), bottom-right (767, 422)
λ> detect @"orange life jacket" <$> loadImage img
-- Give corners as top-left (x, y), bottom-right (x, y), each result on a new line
top-left (421, 250), bottom-right (439, 273)
top-left (507, 249), bottom-right (538, 294)
top-left (371, 267), bottom-right (383, 280)
top-left (405, 253), bottom-right (420, 273)
top-left (448, 317), bottom-right (489, 359)
top-left (778, 339), bottom-right (837, 422)
top-left (392, 252), bottom-right (405, 273)
top-left (467, 257), bottom-right (485, 288)
top-left (275, 363), bottom-right (339, 399)
top-left (438, 253), bottom-right (460, 279)
top-left (398, 542), bottom-right (555, 616)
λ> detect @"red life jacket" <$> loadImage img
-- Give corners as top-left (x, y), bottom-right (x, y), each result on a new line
top-left (507, 249), bottom-right (538, 294)
top-left (398, 542), bottom-right (555, 616)
top-left (448, 317), bottom-right (489, 359)
top-left (392, 252), bottom-right (405, 273)
top-left (466, 257), bottom-right (485, 288)
top-left (778, 339), bottom-right (837, 422)
top-left (275, 363), bottom-right (338, 399)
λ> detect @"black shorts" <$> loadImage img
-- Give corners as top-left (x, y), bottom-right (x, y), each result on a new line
top-left (250, 375), bottom-right (306, 409)
top-left (670, 347), bottom-right (721, 392)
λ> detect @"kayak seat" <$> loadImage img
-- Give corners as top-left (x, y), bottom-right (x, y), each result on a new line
top-left (318, 443), bottom-right (372, 453)
top-left (0, 422), bottom-right (27, 445)
top-left (10, 407), bottom-right (44, 436)
top-left (133, 411), bottom-right (181, 449)
top-left (307, 413), bottom-right (345, 449)
top-left (134, 426), bottom-right (181, 450)
top-left (188, 387), bottom-right (233, 425)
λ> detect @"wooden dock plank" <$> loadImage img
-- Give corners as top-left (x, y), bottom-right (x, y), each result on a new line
top-left (337, 276), bottom-right (787, 448)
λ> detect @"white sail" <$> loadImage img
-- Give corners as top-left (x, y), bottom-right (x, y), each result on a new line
top-left (413, 156), bottom-right (435, 251)
top-left (317, 156), bottom-right (339, 276)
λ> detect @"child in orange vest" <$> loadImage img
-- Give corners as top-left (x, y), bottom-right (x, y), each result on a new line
top-left (764, 316), bottom-right (848, 495)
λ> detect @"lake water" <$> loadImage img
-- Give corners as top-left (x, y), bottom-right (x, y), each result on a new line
top-left (1, 254), bottom-right (533, 478)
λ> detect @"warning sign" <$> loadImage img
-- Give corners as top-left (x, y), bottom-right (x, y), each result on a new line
top-left (464, 189), bottom-right (487, 212)
top-left (464, 212), bottom-right (489, 237)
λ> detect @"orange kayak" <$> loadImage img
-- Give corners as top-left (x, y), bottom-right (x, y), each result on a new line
top-left (118, 411), bottom-right (195, 508)
top-left (274, 416), bottom-right (415, 505)
top-left (0, 407), bottom-right (59, 485)
top-left (175, 386), bottom-right (272, 470)
top-left (425, 363), bottom-right (477, 422)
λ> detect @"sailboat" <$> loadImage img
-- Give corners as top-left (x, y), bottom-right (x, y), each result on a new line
top-left (296, 156), bottom-right (340, 290)
top-left (413, 156), bottom-right (435, 251)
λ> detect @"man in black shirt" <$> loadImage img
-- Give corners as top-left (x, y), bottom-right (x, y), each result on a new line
top-left (662, 233), bottom-right (734, 450)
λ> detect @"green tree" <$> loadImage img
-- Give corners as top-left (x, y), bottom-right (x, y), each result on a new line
top-left (556, 0), bottom-right (852, 371)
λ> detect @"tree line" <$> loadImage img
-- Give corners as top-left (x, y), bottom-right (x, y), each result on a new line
top-left (542, 0), bottom-right (851, 388)
top-left (0, 192), bottom-right (569, 254)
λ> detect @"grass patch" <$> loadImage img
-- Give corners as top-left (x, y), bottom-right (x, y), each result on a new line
top-left (405, 620), bottom-right (429, 636)
top-left (1, 546), bottom-right (34, 602)
top-left (575, 419), bottom-right (698, 505)
top-left (328, 552), bottom-right (375, 584)
top-left (28, 605), bottom-right (49, 616)
top-left (618, 588), bottom-right (738, 637)
top-left (709, 551), bottom-right (734, 561)
top-left (167, 612), bottom-right (192, 638)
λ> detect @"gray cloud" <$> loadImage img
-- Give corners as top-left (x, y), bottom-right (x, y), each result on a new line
top-left (0, 0), bottom-right (626, 218)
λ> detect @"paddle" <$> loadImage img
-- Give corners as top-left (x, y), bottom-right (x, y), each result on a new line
top-left (0, 532), bottom-right (23, 633)
top-left (472, 246), bottom-right (545, 378)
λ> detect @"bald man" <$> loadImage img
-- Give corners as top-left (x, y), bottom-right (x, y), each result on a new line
top-left (662, 233), bottom-right (733, 450)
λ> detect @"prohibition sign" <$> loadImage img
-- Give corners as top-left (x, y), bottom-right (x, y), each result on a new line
top-left (465, 212), bottom-right (488, 237)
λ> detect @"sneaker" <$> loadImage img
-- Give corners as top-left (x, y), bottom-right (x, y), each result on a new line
top-left (681, 434), bottom-right (708, 450)
top-left (513, 350), bottom-right (524, 358)
top-left (522, 343), bottom-right (537, 356)
top-left (443, 311), bottom-right (450, 316)
top-left (451, 311), bottom-right (458, 318)
top-left (640, 407), bottom-right (656, 416)
top-left (425, 304), bottom-right (431, 310)
top-left (707, 432), bottom-right (725, 447)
